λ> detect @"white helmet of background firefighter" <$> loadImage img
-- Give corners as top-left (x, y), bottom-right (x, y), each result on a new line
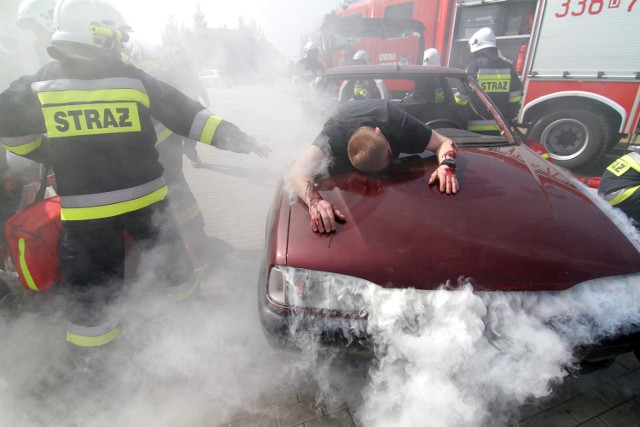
top-left (353, 49), bottom-right (370, 65)
top-left (468, 27), bottom-right (496, 53)
top-left (423, 48), bottom-right (441, 66)
top-left (16, 0), bottom-right (57, 44)
top-left (48, 0), bottom-right (130, 60)
top-left (304, 41), bottom-right (319, 58)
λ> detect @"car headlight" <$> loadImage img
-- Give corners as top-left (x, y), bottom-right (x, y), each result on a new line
top-left (267, 266), bottom-right (377, 315)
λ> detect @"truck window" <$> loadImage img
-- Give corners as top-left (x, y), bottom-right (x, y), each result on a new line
top-left (384, 2), bottom-right (414, 20)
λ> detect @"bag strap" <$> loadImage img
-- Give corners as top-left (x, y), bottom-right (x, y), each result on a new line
top-left (35, 165), bottom-right (50, 202)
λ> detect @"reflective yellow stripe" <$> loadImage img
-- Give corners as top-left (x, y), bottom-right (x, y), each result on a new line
top-left (468, 124), bottom-right (500, 131)
top-left (67, 325), bottom-right (121, 347)
top-left (477, 73), bottom-right (511, 93)
top-left (509, 95), bottom-right (522, 103)
top-left (61, 185), bottom-right (168, 221)
top-left (37, 88), bottom-right (150, 108)
top-left (607, 154), bottom-right (640, 176)
top-left (455, 95), bottom-right (468, 105)
top-left (608, 185), bottom-right (640, 206)
top-left (2, 135), bottom-right (42, 155)
top-left (354, 87), bottom-right (369, 98)
top-left (42, 102), bottom-right (141, 138)
top-left (168, 276), bottom-right (200, 301)
top-left (200, 116), bottom-right (222, 145)
top-left (155, 127), bottom-right (173, 145)
top-left (18, 238), bottom-right (39, 291)
top-left (468, 120), bottom-right (499, 131)
top-left (173, 203), bottom-right (201, 226)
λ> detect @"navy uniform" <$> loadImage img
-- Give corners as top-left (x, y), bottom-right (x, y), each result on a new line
top-left (455, 27), bottom-right (522, 134)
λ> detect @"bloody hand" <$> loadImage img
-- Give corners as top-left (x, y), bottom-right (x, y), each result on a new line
top-left (306, 181), bottom-right (346, 233)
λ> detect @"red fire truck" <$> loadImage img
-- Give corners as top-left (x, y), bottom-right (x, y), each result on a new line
top-left (332, 0), bottom-right (640, 171)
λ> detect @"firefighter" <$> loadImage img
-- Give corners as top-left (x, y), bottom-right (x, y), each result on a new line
top-left (159, 42), bottom-right (210, 167)
top-left (0, 0), bottom-right (55, 274)
top-left (598, 152), bottom-right (640, 227)
top-left (148, 46), bottom-right (214, 270)
top-left (455, 27), bottom-right (522, 134)
top-left (0, 0), bottom-right (271, 351)
top-left (16, 0), bottom-right (57, 45)
top-left (293, 42), bottom-right (325, 85)
top-left (7, 0), bottom-right (58, 184)
top-left (339, 50), bottom-right (385, 102)
top-left (16, 0), bottom-right (57, 65)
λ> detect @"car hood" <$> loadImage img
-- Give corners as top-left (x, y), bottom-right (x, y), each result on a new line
top-left (285, 146), bottom-right (640, 291)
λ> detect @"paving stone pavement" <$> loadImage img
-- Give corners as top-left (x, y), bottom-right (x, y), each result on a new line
top-left (182, 84), bottom-right (640, 427)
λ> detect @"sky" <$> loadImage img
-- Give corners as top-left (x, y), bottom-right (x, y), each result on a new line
top-left (109, 0), bottom-right (343, 60)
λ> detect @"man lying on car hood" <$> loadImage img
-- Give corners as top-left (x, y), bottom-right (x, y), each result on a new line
top-left (289, 99), bottom-right (459, 233)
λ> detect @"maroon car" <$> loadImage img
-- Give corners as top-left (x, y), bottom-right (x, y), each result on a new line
top-left (259, 66), bottom-right (640, 363)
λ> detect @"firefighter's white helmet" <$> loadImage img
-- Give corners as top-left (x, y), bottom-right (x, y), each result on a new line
top-left (468, 27), bottom-right (496, 53)
top-left (423, 48), bottom-right (440, 66)
top-left (353, 49), bottom-right (370, 65)
top-left (16, 0), bottom-right (57, 33)
top-left (51, 0), bottom-right (130, 53)
top-left (304, 41), bottom-right (318, 53)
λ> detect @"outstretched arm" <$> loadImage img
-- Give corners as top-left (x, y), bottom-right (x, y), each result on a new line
top-left (289, 145), bottom-right (346, 233)
top-left (426, 130), bottom-right (459, 194)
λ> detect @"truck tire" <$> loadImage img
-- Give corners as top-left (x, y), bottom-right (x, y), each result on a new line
top-left (530, 109), bottom-right (610, 171)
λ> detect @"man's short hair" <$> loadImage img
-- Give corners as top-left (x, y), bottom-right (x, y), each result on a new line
top-left (347, 126), bottom-right (390, 172)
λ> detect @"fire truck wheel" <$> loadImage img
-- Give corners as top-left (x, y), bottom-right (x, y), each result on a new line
top-left (530, 109), bottom-right (609, 171)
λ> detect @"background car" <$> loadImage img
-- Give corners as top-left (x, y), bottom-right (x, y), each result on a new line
top-left (198, 69), bottom-right (222, 87)
top-left (259, 65), bottom-right (640, 364)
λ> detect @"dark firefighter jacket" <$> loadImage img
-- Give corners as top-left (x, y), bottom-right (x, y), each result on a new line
top-left (0, 57), bottom-right (255, 222)
top-left (599, 152), bottom-right (640, 222)
top-left (455, 56), bottom-right (522, 132)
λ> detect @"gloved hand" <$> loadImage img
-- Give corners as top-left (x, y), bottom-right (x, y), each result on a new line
top-left (251, 142), bottom-right (272, 158)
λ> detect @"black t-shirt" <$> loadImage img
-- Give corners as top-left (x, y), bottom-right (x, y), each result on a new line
top-left (313, 100), bottom-right (432, 168)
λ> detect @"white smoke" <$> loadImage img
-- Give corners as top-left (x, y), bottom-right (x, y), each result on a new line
top-left (284, 272), bottom-right (640, 427)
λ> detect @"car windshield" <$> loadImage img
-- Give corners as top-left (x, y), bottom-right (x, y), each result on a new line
top-left (315, 70), bottom-right (517, 147)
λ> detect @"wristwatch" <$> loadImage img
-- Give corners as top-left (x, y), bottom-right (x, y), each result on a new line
top-left (440, 158), bottom-right (457, 169)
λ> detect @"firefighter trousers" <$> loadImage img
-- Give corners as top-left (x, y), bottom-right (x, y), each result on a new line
top-left (59, 199), bottom-right (197, 347)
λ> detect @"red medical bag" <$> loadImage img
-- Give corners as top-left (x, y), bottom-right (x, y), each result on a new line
top-left (4, 196), bottom-right (63, 291)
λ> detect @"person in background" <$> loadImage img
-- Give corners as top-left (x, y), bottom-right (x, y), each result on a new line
top-left (598, 152), bottom-right (640, 227)
top-left (455, 27), bottom-right (522, 134)
top-left (289, 99), bottom-right (459, 233)
top-left (0, 0), bottom-right (271, 353)
top-left (338, 49), bottom-right (385, 102)
top-left (146, 44), bottom-right (217, 270)
top-left (159, 42), bottom-right (210, 167)
top-left (0, 0), bottom-right (56, 264)
top-left (15, 0), bottom-right (58, 66)
top-left (293, 41), bottom-right (325, 85)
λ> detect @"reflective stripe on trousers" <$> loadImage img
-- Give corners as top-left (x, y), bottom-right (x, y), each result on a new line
top-left (167, 274), bottom-right (200, 301)
top-left (67, 318), bottom-right (121, 348)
